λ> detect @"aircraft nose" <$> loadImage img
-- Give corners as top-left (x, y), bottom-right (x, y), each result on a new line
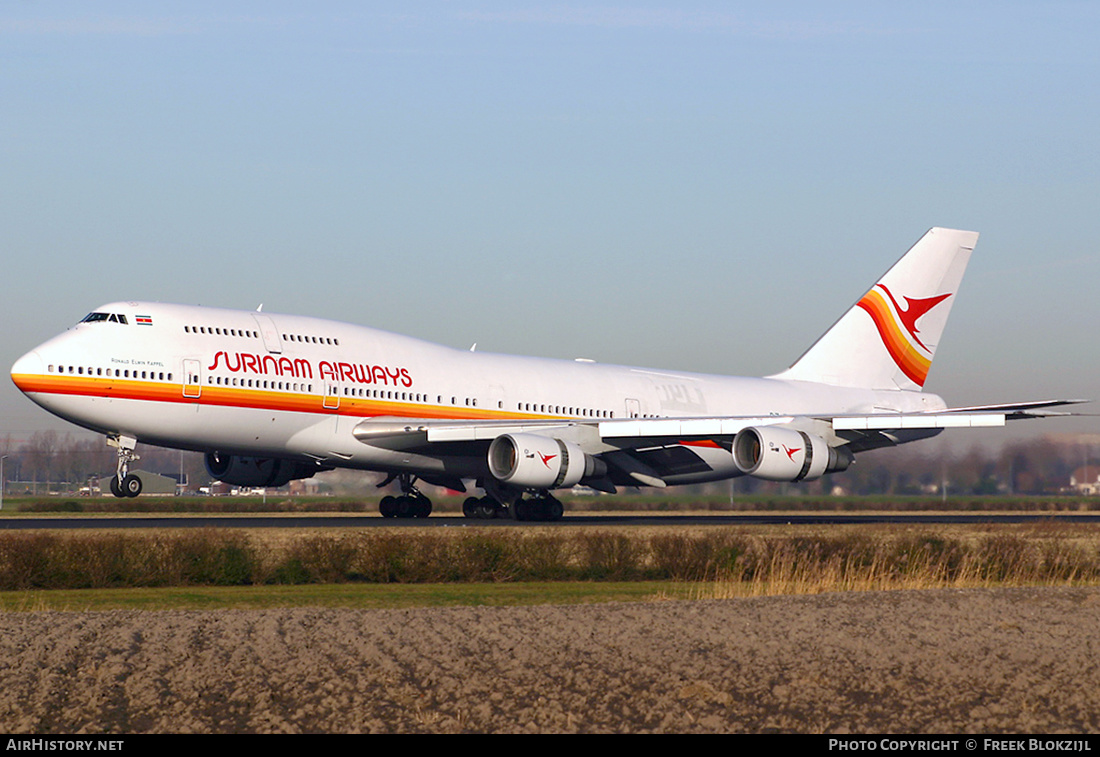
top-left (11, 349), bottom-right (43, 393)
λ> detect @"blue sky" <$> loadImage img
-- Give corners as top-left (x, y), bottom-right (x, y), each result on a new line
top-left (2, 2), bottom-right (1098, 444)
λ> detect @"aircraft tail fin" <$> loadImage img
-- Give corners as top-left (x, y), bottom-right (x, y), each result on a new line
top-left (772, 227), bottom-right (978, 391)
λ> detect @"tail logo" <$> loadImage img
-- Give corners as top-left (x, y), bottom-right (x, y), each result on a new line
top-left (856, 284), bottom-right (952, 387)
top-left (877, 285), bottom-right (951, 351)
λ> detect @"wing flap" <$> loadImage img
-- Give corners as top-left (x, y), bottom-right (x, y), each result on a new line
top-left (597, 417), bottom-right (793, 439)
top-left (833, 414), bottom-right (1006, 430)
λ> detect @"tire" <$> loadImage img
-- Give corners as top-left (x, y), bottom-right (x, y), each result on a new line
top-left (414, 495), bottom-right (432, 518)
top-left (396, 496), bottom-right (416, 518)
top-left (122, 474), bottom-right (142, 498)
top-left (474, 497), bottom-right (497, 520)
top-left (379, 495), bottom-right (397, 518)
top-left (109, 476), bottom-right (124, 498)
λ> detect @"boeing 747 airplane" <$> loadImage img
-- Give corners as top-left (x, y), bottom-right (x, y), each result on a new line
top-left (10, 228), bottom-right (1081, 519)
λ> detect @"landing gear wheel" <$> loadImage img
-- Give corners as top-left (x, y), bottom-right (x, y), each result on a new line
top-left (395, 496), bottom-right (416, 518)
top-left (413, 494), bottom-right (432, 518)
top-left (473, 496), bottom-right (498, 520)
top-left (463, 497), bottom-right (480, 518)
top-left (544, 496), bottom-right (564, 522)
top-left (121, 474), bottom-right (142, 498)
top-left (379, 495), bottom-right (398, 518)
top-left (109, 476), bottom-right (124, 498)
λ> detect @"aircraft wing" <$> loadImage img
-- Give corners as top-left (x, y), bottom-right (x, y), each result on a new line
top-left (352, 399), bottom-right (1087, 446)
top-left (350, 399), bottom-right (1086, 490)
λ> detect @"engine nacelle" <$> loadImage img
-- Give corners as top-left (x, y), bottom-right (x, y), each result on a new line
top-left (487, 433), bottom-right (605, 489)
top-left (732, 426), bottom-right (853, 483)
top-left (204, 453), bottom-right (320, 488)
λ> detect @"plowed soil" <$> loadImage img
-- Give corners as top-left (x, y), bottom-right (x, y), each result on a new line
top-left (2, 587), bottom-right (1099, 733)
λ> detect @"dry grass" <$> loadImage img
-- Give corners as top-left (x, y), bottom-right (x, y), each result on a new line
top-left (2, 522), bottom-right (1099, 595)
top-left (693, 529), bottom-right (1100, 599)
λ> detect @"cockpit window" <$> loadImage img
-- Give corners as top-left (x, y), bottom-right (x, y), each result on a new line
top-left (80, 312), bottom-right (128, 324)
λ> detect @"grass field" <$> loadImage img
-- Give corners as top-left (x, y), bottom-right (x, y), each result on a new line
top-left (2, 517), bottom-right (1099, 611)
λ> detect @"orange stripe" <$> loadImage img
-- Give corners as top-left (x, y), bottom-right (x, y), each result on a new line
top-left (11, 374), bottom-right (562, 422)
top-left (856, 289), bottom-right (932, 386)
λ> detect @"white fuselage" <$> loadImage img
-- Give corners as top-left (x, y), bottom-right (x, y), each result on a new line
top-left (11, 301), bottom-right (946, 484)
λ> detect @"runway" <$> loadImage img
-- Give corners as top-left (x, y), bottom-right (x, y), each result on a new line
top-left (3, 512), bottom-right (1100, 530)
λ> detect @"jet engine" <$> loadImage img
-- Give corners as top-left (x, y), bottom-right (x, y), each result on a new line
top-left (204, 452), bottom-right (321, 488)
top-left (487, 433), bottom-right (606, 489)
top-left (732, 426), bottom-right (853, 482)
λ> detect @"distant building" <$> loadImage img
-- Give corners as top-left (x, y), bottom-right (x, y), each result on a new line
top-left (130, 470), bottom-right (179, 496)
top-left (1070, 465), bottom-right (1100, 495)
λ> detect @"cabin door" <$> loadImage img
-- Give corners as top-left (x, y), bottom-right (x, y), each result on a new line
top-left (183, 360), bottom-right (202, 399)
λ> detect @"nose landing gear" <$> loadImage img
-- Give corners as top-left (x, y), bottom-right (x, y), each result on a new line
top-left (107, 435), bottom-right (142, 498)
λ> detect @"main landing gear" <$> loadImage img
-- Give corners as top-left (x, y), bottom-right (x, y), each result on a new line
top-left (378, 473), bottom-right (432, 518)
top-left (107, 435), bottom-right (142, 498)
top-left (511, 492), bottom-right (564, 522)
top-left (462, 495), bottom-right (506, 520)
top-left (376, 474), bottom-right (565, 521)
top-left (461, 492), bottom-right (564, 521)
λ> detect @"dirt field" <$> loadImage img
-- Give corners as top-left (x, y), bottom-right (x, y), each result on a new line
top-left (1, 587), bottom-right (1098, 733)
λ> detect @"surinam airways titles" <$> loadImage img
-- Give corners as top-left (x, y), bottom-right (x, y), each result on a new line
top-left (207, 351), bottom-right (413, 387)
